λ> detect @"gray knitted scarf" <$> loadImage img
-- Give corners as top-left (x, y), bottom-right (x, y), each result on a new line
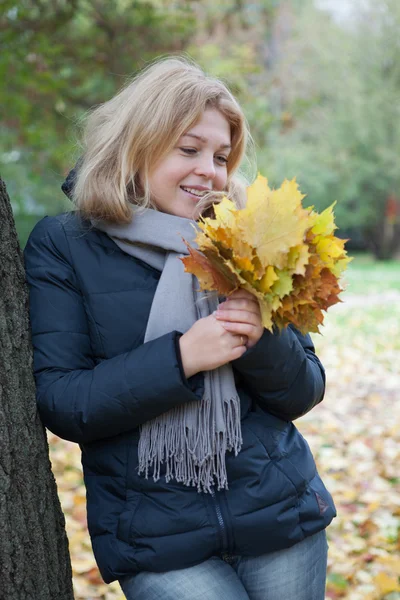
top-left (94, 208), bottom-right (242, 493)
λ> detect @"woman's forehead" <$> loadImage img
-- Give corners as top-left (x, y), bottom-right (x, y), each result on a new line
top-left (182, 109), bottom-right (231, 145)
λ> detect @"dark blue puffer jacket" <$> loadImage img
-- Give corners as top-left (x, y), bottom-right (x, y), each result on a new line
top-left (24, 212), bottom-right (336, 584)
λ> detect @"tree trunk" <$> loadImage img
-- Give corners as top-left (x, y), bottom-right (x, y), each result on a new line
top-left (365, 219), bottom-right (400, 260)
top-left (0, 178), bottom-right (74, 600)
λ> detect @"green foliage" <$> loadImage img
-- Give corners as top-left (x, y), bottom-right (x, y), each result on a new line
top-left (1, 0), bottom-right (275, 244)
top-left (5, 0), bottom-right (399, 257)
top-left (2, 1), bottom-right (197, 153)
top-left (260, 0), bottom-right (400, 257)
top-left (1, 0), bottom-right (197, 234)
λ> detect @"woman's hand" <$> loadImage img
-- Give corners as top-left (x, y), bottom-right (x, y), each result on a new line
top-left (179, 314), bottom-right (247, 378)
top-left (214, 289), bottom-right (264, 350)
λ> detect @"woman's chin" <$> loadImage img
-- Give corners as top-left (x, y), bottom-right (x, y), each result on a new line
top-left (178, 208), bottom-right (201, 220)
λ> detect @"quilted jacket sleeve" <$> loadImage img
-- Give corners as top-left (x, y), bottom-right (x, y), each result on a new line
top-left (233, 326), bottom-right (326, 421)
top-left (24, 217), bottom-right (204, 444)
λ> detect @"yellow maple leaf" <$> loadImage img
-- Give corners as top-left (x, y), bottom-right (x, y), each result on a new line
top-left (258, 265), bottom-right (279, 293)
top-left (238, 178), bottom-right (311, 270)
top-left (315, 237), bottom-right (348, 271)
top-left (234, 256), bottom-right (254, 272)
top-left (310, 203), bottom-right (337, 236)
top-left (316, 236), bottom-right (344, 257)
top-left (199, 196), bottom-right (237, 243)
top-left (213, 196), bottom-right (238, 227)
top-left (246, 172), bottom-right (271, 204)
top-left (331, 255), bottom-right (353, 278)
top-left (287, 244), bottom-right (310, 275)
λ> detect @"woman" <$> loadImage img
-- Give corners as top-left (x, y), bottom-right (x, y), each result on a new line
top-left (25, 57), bottom-right (335, 600)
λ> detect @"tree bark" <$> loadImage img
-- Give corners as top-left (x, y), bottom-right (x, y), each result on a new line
top-left (0, 177), bottom-right (74, 600)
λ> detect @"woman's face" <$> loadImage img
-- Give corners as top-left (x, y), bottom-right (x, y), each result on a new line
top-left (147, 108), bottom-right (231, 220)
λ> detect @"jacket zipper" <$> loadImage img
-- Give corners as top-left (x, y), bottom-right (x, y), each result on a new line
top-left (210, 488), bottom-right (229, 551)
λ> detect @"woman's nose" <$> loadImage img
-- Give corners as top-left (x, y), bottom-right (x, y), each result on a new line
top-left (194, 154), bottom-right (216, 180)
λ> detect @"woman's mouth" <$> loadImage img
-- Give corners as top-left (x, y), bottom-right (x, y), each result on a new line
top-left (180, 186), bottom-right (210, 199)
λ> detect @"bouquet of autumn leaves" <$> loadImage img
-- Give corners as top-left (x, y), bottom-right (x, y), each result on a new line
top-left (181, 175), bottom-right (351, 335)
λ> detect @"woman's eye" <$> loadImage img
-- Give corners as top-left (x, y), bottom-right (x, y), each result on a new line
top-left (179, 147), bottom-right (228, 164)
top-left (180, 147), bottom-right (197, 155)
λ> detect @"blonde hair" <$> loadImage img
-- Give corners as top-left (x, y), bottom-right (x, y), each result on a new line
top-left (73, 56), bottom-right (253, 222)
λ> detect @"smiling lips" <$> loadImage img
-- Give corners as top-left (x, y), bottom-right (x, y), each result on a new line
top-left (181, 186), bottom-right (211, 198)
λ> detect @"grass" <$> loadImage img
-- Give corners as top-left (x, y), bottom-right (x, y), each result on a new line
top-left (343, 252), bottom-right (400, 295)
top-left (312, 252), bottom-right (400, 355)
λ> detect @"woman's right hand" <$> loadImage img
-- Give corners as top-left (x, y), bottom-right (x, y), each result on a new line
top-left (179, 314), bottom-right (248, 378)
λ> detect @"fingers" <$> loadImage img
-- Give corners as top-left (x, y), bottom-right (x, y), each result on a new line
top-left (219, 320), bottom-right (255, 337)
top-left (227, 289), bottom-right (259, 304)
top-left (219, 291), bottom-right (261, 319)
top-left (231, 344), bottom-right (248, 360)
top-left (218, 299), bottom-right (260, 315)
top-left (216, 307), bottom-right (260, 326)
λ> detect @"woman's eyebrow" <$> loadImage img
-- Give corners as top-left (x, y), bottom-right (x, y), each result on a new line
top-left (181, 133), bottom-right (231, 149)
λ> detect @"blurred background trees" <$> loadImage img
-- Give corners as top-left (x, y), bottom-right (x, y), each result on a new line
top-left (1, 0), bottom-right (400, 257)
top-left (263, 0), bottom-right (400, 260)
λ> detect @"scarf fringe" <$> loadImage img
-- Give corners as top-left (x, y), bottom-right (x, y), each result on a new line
top-left (138, 395), bottom-right (242, 493)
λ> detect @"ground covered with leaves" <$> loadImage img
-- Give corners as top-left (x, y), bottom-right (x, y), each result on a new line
top-left (48, 257), bottom-right (400, 600)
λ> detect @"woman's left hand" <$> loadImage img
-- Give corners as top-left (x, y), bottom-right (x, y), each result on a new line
top-left (215, 289), bottom-right (264, 349)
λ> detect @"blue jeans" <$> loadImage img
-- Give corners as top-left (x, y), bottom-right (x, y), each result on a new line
top-left (119, 530), bottom-right (328, 600)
